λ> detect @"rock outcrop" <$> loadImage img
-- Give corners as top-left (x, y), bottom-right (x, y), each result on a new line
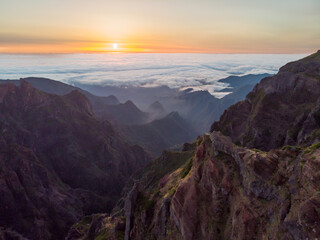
top-left (70, 133), bottom-right (320, 240)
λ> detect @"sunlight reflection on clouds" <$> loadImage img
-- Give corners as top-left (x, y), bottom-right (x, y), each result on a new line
top-left (0, 53), bottom-right (306, 97)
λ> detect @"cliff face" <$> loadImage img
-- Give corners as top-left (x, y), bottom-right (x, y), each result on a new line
top-left (211, 50), bottom-right (320, 150)
top-left (0, 82), bottom-right (150, 239)
top-left (68, 51), bottom-right (320, 240)
top-left (69, 134), bottom-right (320, 240)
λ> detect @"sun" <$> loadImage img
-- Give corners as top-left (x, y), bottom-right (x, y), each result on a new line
top-left (113, 43), bottom-right (118, 49)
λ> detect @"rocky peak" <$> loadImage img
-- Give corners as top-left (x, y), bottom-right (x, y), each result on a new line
top-left (211, 50), bottom-right (320, 150)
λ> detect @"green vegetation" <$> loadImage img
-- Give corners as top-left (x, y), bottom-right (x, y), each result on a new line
top-left (137, 192), bottom-right (156, 211)
top-left (304, 142), bottom-right (320, 154)
top-left (115, 230), bottom-right (125, 240)
top-left (252, 148), bottom-right (267, 153)
top-left (71, 215), bottom-right (95, 237)
top-left (142, 149), bottom-right (195, 188)
top-left (180, 157), bottom-right (193, 178)
top-left (310, 142), bottom-right (320, 151)
top-left (243, 134), bottom-right (254, 145)
top-left (168, 186), bottom-right (177, 196)
top-left (281, 145), bottom-right (302, 152)
top-left (95, 230), bottom-right (109, 240)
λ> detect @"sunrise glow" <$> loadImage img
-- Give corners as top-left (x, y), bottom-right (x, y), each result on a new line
top-left (0, 0), bottom-right (319, 54)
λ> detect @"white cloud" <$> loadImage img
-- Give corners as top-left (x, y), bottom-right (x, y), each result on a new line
top-left (0, 53), bottom-right (306, 96)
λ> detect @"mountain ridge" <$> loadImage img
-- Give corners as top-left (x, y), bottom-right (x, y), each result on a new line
top-left (69, 50), bottom-right (320, 240)
top-left (0, 81), bottom-right (150, 239)
top-left (211, 50), bottom-right (320, 150)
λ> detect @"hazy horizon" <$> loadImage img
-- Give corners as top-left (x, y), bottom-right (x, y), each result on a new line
top-left (0, 53), bottom-right (306, 97)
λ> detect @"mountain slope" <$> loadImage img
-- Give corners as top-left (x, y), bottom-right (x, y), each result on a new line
top-left (99, 100), bottom-right (150, 125)
top-left (147, 101), bottom-right (167, 119)
top-left (211, 50), bottom-right (320, 150)
top-left (119, 112), bottom-right (198, 156)
top-left (69, 50), bottom-right (320, 240)
top-left (0, 77), bottom-right (120, 106)
top-left (217, 73), bottom-right (271, 90)
top-left (75, 74), bottom-right (269, 133)
top-left (0, 81), bottom-right (150, 239)
top-left (69, 133), bottom-right (320, 240)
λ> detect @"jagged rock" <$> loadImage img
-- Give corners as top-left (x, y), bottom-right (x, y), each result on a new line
top-left (157, 197), bottom-right (171, 237)
top-left (248, 180), bottom-right (277, 200)
top-left (124, 182), bottom-right (140, 240)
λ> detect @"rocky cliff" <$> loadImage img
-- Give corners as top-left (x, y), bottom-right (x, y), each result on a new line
top-left (68, 51), bottom-right (320, 240)
top-left (211, 50), bottom-right (320, 150)
top-left (0, 81), bottom-right (150, 239)
top-left (68, 133), bottom-right (320, 240)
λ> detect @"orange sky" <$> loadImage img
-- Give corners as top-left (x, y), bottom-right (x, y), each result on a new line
top-left (0, 0), bottom-right (319, 54)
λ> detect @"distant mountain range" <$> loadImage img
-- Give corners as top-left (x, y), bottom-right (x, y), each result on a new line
top-left (71, 50), bottom-right (320, 240)
top-left (75, 73), bottom-right (270, 133)
top-left (1, 73), bottom-right (268, 156)
top-left (120, 111), bottom-right (198, 156)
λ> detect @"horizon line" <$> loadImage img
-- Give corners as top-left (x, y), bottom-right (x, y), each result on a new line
top-left (0, 51), bottom-right (314, 55)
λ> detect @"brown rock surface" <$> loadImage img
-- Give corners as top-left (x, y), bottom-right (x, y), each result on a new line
top-left (211, 50), bottom-right (320, 150)
top-left (0, 82), bottom-right (150, 239)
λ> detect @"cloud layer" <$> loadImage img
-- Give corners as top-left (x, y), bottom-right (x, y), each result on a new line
top-left (0, 53), bottom-right (306, 97)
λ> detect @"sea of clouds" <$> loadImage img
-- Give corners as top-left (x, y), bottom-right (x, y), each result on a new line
top-left (0, 53), bottom-right (306, 97)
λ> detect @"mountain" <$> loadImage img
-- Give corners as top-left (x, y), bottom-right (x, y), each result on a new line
top-left (211, 50), bottom-right (320, 150)
top-left (0, 77), bottom-right (120, 105)
top-left (147, 101), bottom-right (167, 119)
top-left (0, 81), bottom-right (150, 239)
top-left (218, 73), bottom-right (272, 109)
top-left (69, 51), bottom-right (320, 240)
top-left (73, 84), bottom-right (176, 110)
top-left (3, 74), bottom-right (268, 134)
top-left (74, 74), bottom-right (270, 133)
top-left (217, 73), bottom-right (271, 91)
top-left (119, 112), bottom-right (198, 156)
top-left (98, 100), bottom-right (150, 125)
top-left (0, 78), bottom-right (196, 154)
top-left (172, 74), bottom-right (270, 133)
top-left (0, 78), bottom-right (151, 126)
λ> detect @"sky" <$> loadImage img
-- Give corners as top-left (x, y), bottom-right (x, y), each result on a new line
top-left (0, 0), bottom-right (319, 54)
